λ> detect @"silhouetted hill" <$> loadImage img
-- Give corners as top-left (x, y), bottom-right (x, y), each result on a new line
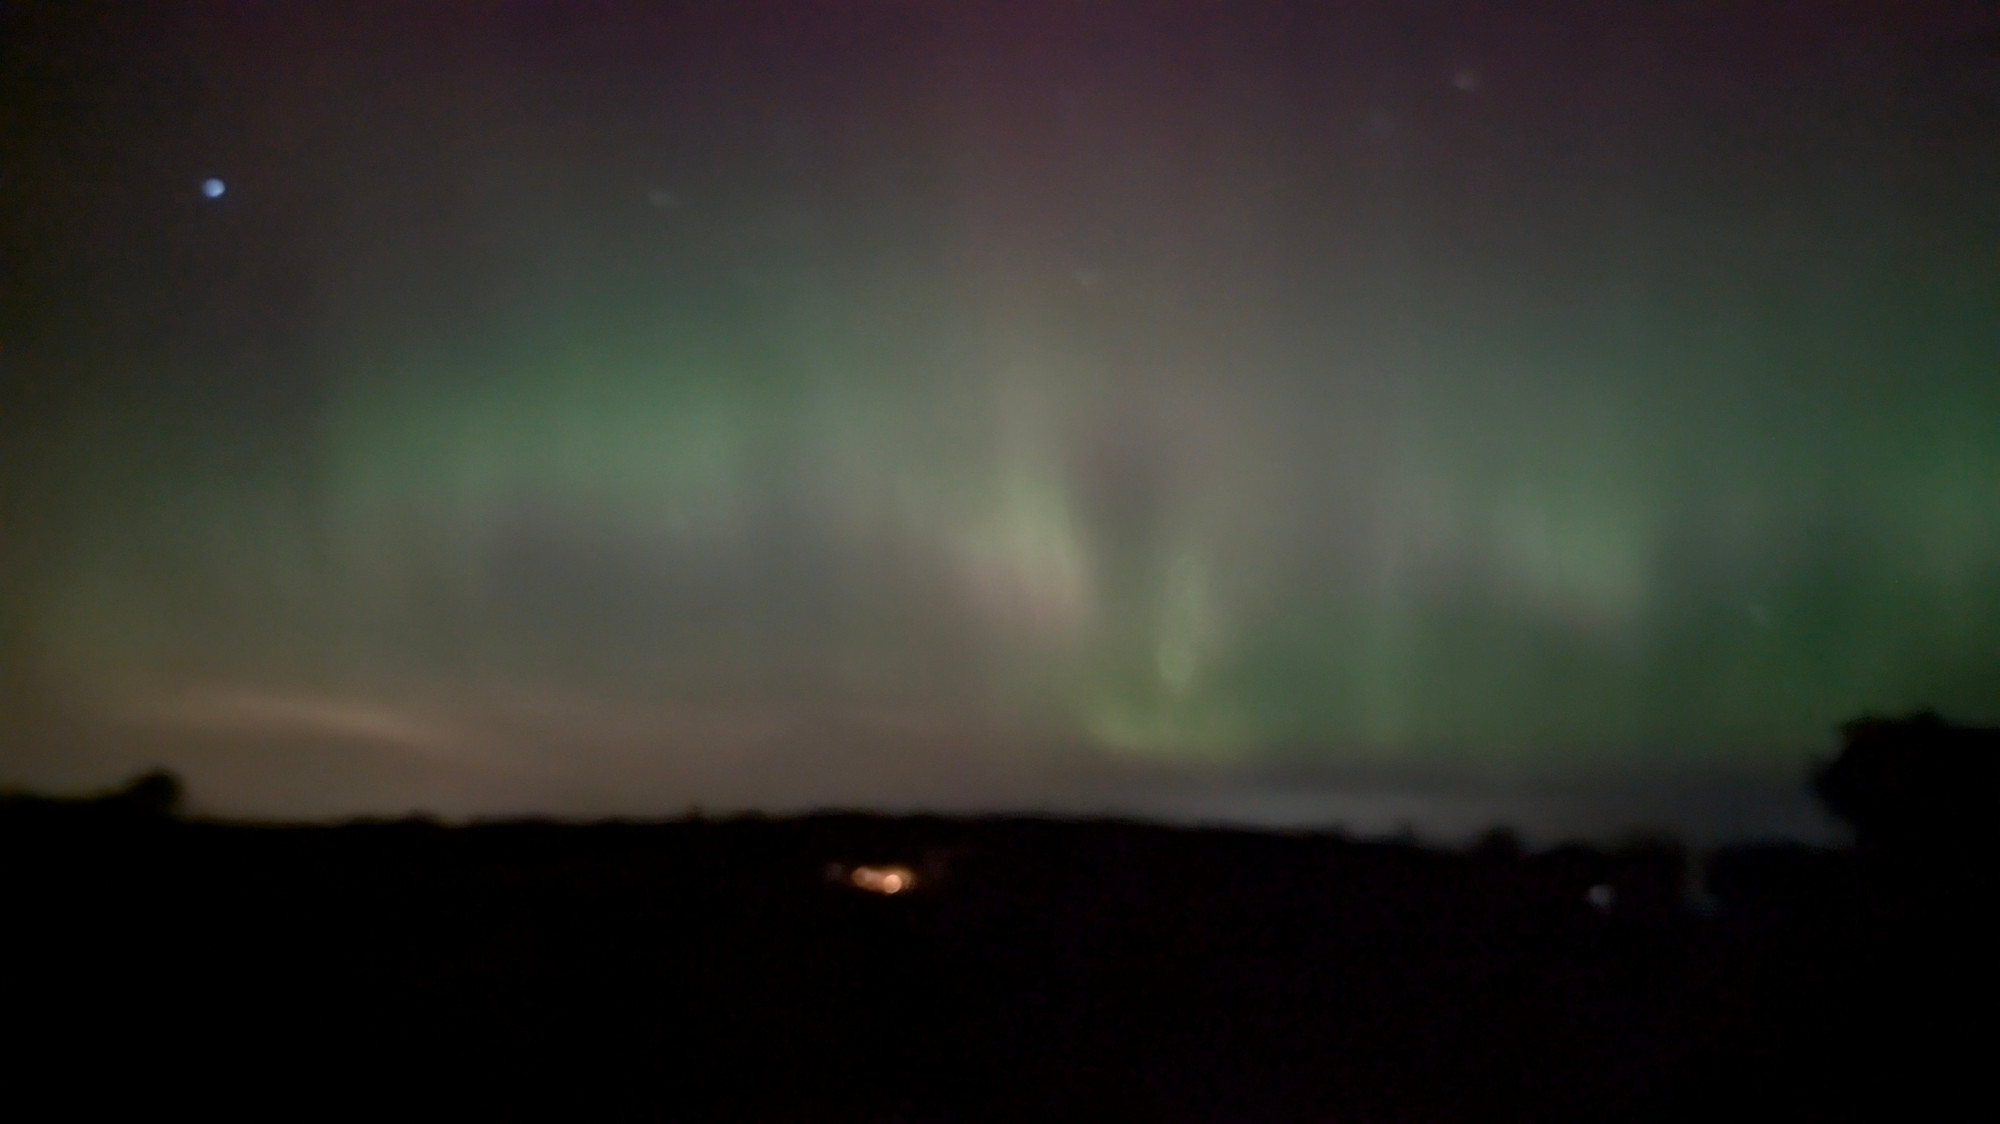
top-left (3, 741), bottom-right (1993, 1120)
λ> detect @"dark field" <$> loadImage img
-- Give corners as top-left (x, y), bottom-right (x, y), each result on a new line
top-left (5, 789), bottom-right (1990, 1121)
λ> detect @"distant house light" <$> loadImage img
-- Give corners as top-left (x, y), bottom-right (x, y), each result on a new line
top-left (850, 865), bottom-right (915, 894)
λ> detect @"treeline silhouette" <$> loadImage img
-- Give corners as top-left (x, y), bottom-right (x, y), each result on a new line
top-left (4, 714), bottom-right (1992, 1120)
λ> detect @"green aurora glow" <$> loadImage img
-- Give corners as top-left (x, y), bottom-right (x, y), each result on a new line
top-left (4, 2), bottom-right (1997, 834)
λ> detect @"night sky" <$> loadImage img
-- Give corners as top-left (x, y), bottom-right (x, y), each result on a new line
top-left (4, 1), bottom-right (1997, 841)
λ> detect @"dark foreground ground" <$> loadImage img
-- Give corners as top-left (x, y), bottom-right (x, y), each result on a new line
top-left (3, 794), bottom-right (1991, 1121)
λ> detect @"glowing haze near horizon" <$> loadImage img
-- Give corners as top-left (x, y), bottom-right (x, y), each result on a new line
top-left (4, 2), bottom-right (1997, 840)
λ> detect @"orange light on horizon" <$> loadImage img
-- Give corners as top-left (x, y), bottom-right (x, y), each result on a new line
top-left (850, 864), bottom-right (915, 894)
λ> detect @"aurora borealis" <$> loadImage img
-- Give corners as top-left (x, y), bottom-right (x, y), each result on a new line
top-left (4, 2), bottom-right (1997, 838)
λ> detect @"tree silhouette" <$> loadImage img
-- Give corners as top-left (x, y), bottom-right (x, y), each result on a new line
top-left (109, 769), bottom-right (183, 817)
top-left (1813, 711), bottom-right (1999, 857)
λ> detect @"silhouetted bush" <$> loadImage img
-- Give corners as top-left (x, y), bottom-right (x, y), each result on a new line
top-left (0, 768), bottom-right (183, 825)
top-left (1813, 711), bottom-right (2000, 856)
top-left (112, 769), bottom-right (183, 817)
